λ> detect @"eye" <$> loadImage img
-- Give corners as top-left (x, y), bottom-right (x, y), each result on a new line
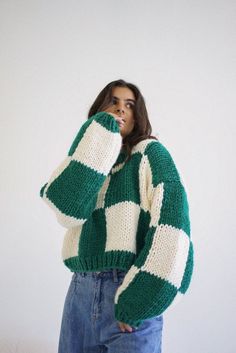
top-left (126, 102), bottom-right (135, 109)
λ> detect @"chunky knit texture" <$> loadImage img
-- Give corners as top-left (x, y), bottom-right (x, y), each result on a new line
top-left (40, 111), bottom-right (194, 328)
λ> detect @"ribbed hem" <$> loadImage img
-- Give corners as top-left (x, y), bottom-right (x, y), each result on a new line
top-left (63, 251), bottom-right (136, 273)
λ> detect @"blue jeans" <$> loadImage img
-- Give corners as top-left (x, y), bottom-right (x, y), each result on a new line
top-left (58, 268), bottom-right (163, 353)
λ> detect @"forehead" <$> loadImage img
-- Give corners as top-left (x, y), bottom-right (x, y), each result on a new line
top-left (111, 86), bottom-right (135, 100)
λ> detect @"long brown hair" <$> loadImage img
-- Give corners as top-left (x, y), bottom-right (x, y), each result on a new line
top-left (87, 79), bottom-right (158, 162)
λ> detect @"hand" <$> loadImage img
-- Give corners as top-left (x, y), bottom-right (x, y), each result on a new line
top-left (103, 110), bottom-right (125, 130)
top-left (117, 320), bottom-right (134, 333)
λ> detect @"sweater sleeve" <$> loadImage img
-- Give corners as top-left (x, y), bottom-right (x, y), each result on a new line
top-left (114, 141), bottom-right (194, 328)
top-left (39, 111), bottom-right (122, 228)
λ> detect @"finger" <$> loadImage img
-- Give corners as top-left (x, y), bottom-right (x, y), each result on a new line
top-left (122, 323), bottom-right (132, 332)
top-left (118, 322), bottom-right (133, 333)
top-left (125, 325), bottom-right (133, 332)
top-left (117, 122), bottom-right (124, 129)
top-left (118, 323), bottom-right (125, 332)
top-left (118, 118), bottom-right (125, 126)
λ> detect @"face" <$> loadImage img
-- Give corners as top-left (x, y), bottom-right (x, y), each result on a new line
top-left (105, 86), bottom-right (136, 138)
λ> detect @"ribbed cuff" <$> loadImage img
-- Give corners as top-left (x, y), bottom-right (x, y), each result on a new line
top-left (114, 304), bottom-right (144, 328)
top-left (93, 111), bottom-right (120, 134)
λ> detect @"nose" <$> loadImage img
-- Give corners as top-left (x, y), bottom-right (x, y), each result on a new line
top-left (114, 99), bottom-right (125, 115)
top-left (116, 108), bottom-right (124, 114)
top-left (116, 106), bottom-right (125, 116)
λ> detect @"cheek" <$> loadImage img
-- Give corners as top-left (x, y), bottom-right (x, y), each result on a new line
top-left (129, 117), bottom-right (135, 128)
top-left (104, 106), bottom-right (113, 113)
top-left (126, 111), bottom-right (135, 124)
top-left (125, 121), bottom-right (135, 133)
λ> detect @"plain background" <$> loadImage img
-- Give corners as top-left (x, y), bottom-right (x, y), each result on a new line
top-left (1, 0), bottom-right (235, 352)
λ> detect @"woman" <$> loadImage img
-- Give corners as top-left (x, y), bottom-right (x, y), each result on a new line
top-left (40, 79), bottom-right (194, 353)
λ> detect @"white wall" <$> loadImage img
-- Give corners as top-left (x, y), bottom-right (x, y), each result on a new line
top-left (0, 0), bottom-right (235, 352)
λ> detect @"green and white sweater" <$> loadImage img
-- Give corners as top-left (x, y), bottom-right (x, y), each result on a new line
top-left (40, 111), bottom-right (194, 328)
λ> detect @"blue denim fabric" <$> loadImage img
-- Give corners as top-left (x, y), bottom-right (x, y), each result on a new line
top-left (58, 268), bottom-right (163, 353)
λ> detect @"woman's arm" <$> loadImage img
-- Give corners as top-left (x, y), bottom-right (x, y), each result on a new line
top-left (40, 111), bottom-right (122, 228)
top-left (114, 141), bottom-right (194, 328)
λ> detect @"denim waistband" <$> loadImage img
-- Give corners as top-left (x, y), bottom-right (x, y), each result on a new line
top-left (74, 268), bottom-right (127, 283)
top-left (78, 268), bottom-right (126, 274)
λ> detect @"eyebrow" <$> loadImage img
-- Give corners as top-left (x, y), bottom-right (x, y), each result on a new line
top-left (112, 95), bottom-right (136, 103)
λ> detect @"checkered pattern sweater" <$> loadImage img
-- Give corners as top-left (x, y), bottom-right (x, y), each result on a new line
top-left (40, 111), bottom-right (194, 328)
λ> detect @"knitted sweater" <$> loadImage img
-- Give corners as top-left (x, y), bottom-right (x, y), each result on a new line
top-left (40, 111), bottom-right (194, 328)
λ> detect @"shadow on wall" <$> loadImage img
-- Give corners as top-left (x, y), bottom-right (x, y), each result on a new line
top-left (0, 337), bottom-right (56, 353)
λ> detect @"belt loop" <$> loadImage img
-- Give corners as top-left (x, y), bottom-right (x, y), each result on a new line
top-left (113, 268), bottom-right (118, 282)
